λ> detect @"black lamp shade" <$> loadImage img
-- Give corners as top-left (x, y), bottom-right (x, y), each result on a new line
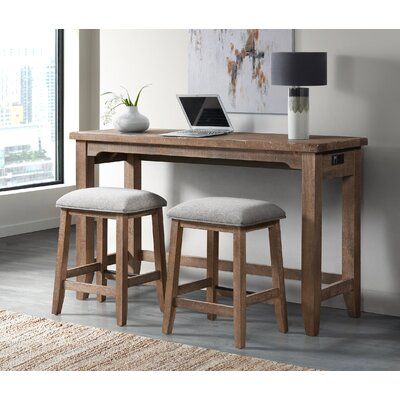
top-left (271, 52), bottom-right (327, 86)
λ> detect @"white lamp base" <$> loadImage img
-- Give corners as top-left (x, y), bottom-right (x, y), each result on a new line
top-left (288, 87), bottom-right (309, 140)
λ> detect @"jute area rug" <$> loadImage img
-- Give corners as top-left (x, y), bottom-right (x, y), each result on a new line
top-left (0, 310), bottom-right (311, 371)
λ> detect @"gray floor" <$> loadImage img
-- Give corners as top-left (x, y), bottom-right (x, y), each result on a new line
top-left (0, 228), bottom-right (399, 371)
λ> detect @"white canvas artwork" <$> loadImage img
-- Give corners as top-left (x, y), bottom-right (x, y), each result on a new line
top-left (188, 30), bottom-right (293, 114)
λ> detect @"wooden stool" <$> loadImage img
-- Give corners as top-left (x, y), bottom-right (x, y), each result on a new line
top-left (162, 197), bottom-right (288, 349)
top-left (52, 187), bottom-right (167, 326)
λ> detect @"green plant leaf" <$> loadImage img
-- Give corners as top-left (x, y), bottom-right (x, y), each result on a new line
top-left (120, 86), bottom-right (133, 106)
top-left (134, 84), bottom-right (151, 107)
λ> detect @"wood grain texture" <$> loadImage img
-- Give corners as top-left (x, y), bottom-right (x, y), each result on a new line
top-left (178, 278), bottom-right (212, 296)
top-left (301, 154), bottom-right (323, 336)
top-left (53, 206), bottom-right (165, 325)
top-left (88, 141), bottom-right (303, 170)
top-left (179, 220), bottom-right (275, 233)
top-left (124, 154), bottom-right (142, 274)
top-left (268, 222), bottom-right (288, 333)
top-left (342, 149), bottom-right (362, 317)
top-left (116, 215), bottom-right (129, 326)
top-left (71, 129), bottom-right (367, 337)
top-left (175, 298), bottom-right (234, 317)
top-left (233, 229), bottom-right (246, 349)
top-left (152, 208), bottom-right (167, 311)
top-left (52, 210), bottom-right (71, 315)
top-left (66, 262), bottom-right (100, 279)
top-left (140, 250), bottom-right (341, 284)
top-left (68, 208), bottom-right (156, 220)
top-left (162, 220), bottom-right (183, 335)
top-left (75, 141), bottom-right (95, 300)
top-left (163, 218), bottom-right (288, 348)
top-left (322, 151), bottom-right (355, 179)
top-left (64, 281), bottom-right (116, 297)
top-left (96, 218), bottom-right (108, 302)
top-left (206, 231), bottom-right (219, 320)
top-left (321, 279), bottom-right (354, 301)
top-left (127, 271), bottom-right (161, 287)
top-left (71, 129), bottom-right (368, 154)
top-left (245, 288), bottom-right (279, 306)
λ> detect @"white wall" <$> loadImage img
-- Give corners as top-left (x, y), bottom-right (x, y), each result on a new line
top-left (99, 29), bottom-right (400, 316)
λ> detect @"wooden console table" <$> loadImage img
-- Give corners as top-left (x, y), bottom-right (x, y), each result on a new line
top-left (70, 129), bottom-right (368, 336)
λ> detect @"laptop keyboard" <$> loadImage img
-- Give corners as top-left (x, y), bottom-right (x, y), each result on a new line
top-left (161, 129), bottom-right (230, 138)
top-left (187, 129), bottom-right (228, 135)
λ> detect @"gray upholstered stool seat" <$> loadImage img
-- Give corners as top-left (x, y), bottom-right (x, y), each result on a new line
top-left (56, 187), bottom-right (167, 214)
top-left (167, 197), bottom-right (286, 227)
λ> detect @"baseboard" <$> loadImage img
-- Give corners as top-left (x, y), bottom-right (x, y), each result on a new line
top-left (0, 217), bottom-right (60, 238)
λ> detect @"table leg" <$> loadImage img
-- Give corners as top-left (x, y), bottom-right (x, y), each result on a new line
top-left (75, 141), bottom-right (96, 300)
top-left (342, 149), bottom-right (362, 317)
top-left (124, 154), bottom-right (142, 274)
top-left (301, 153), bottom-right (323, 336)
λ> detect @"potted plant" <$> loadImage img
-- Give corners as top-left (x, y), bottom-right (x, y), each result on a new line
top-left (102, 85), bottom-right (150, 133)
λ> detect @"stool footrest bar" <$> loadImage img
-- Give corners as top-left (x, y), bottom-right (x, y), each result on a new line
top-left (140, 250), bottom-right (341, 284)
top-left (174, 298), bottom-right (234, 317)
top-left (321, 278), bottom-right (354, 301)
top-left (178, 278), bottom-right (212, 295)
top-left (66, 262), bottom-right (101, 278)
top-left (128, 271), bottom-right (161, 287)
top-left (64, 280), bottom-right (115, 297)
top-left (246, 288), bottom-right (280, 306)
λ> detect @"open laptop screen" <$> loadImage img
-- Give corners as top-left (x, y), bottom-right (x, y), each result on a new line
top-left (179, 96), bottom-right (230, 128)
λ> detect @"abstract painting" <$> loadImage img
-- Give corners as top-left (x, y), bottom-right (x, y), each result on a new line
top-left (188, 30), bottom-right (293, 114)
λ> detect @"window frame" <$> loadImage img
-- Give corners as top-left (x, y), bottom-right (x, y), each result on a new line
top-left (0, 29), bottom-right (64, 193)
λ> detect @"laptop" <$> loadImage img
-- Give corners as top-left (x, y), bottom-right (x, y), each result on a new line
top-left (161, 95), bottom-right (234, 137)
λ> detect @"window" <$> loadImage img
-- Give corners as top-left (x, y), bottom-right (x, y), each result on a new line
top-left (0, 29), bottom-right (63, 191)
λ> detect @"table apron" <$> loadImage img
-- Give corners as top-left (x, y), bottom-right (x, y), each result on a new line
top-left (87, 141), bottom-right (358, 178)
top-left (87, 141), bottom-right (302, 169)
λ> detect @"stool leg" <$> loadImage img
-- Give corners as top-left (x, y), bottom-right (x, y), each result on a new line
top-left (233, 229), bottom-right (246, 349)
top-left (52, 210), bottom-right (71, 315)
top-left (152, 208), bottom-right (167, 312)
top-left (269, 221), bottom-right (288, 333)
top-left (162, 220), bottom-right (183, 335)
top-left (116, 215), bottom-right (129, 326)
top-left (206, 230), bottom-right (219, 320)
top-left (96, 218), bottom-right (108, 303)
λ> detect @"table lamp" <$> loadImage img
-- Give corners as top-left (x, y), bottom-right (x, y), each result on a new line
top-left (271, 52), bottom-right (327, 140)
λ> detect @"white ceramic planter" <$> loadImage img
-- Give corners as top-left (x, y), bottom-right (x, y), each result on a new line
top-left (114, 106), bottom-right (149, 133)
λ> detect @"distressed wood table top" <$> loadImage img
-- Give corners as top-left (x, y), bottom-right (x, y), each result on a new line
top-left (70, 129), bottom-right (368, 154)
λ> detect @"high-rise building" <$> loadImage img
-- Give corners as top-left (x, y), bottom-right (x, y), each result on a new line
top-left (0, 35), bottom-right (58, 190)
top-left (20, 64), bottom-right (32, 124)
top-left (45, 63), bottom-right (56, 140)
